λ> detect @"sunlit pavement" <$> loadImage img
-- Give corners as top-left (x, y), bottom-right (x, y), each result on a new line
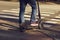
top-left (0, 1), bottom-right (60, 40)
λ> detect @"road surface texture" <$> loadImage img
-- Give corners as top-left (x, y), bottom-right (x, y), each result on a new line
top-left (0, 1), bottom-right (60, 40)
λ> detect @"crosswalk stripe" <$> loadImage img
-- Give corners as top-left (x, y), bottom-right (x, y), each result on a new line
top-left (11, 8), bottom-right (19, 11)
top-left (0, 15), bottom-right (18, 19)
top-left (41, 14), bottom-right (50, 16)
top-left (55, 16), bottom-right (60, 18)
top-left (24, 15), bottom-right (30, 17)
top-left (41, 12), bottom-right (55, 14)
top-left (45, 21), bottom-right (58, 24)
top-left (50, 19), bottom-right (60, 21)
top-left (1, 8), bottom-right (60, 25)
top-left (2, 10), bottom-right (19, 13)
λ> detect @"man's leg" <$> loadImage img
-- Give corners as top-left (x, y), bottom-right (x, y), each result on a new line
top-left (29, 0), bottom-right (38, 26)
top-left (19, 0), bottom-right (27, 24)
top-left (19, 0), bottom-right (27, 32)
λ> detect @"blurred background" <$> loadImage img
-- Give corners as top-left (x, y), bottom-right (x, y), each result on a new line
top-left (0, 0), bottom-right (60, 4)
top-left (0, 0), bottom-right (18, 2)
top-left (0, 0), bottom-right (60, 40)
top-left (0, 0), bottom-right (60, 2)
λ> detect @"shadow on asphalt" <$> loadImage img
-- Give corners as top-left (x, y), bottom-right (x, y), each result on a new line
top-left (0, 30), bottom-right (28, 40)
top-left (0, 11), bottom-right (60, 40)
top-left (0, 23), bottom-right (18, 29)
top-left (0, 28), bottom-right (53, 40)
top-left (0, 17), bottom-right (18, 23)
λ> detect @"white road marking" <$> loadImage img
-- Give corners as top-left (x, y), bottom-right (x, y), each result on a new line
top-left (41, 12), bottom-right (55, 14)
top-left (11, 8), bottom-right (19, 11)
top-left (45, 21), bottom-right (58, 24)
top-left (41, 14), bottom-right (50, 16)
top-left (2, 10), bottom-right (19, 13)
top-left (24, 15), bottom-right (45, 19)
top-left (0, 15), bottom-right (18, 19)
top-left (1, 8), bottom-right (60, 24)
top-left (24, 15), bottom-right (30, 17)
top-left (50, 19), bottom-right (60, 21)
top-left (55, 16), bottom-right (60, 18)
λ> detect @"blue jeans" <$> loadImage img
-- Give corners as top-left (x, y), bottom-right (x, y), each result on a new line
top-left (19, 0), bottom-right (37, 24)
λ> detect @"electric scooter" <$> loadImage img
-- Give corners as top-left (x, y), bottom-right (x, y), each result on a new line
top-left (37, 0), bottom-right (60, 40)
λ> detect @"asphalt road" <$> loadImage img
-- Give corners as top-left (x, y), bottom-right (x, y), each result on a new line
top-left (0, 1), bottom-right (60, 40)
